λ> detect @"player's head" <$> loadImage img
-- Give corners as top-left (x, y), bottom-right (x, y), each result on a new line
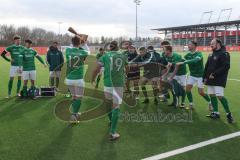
top-left (161, 41), bottom-right (171, 52)
top-left (53, 41), bottom-right (58, 48)
top-left (25, 39), bottom-right (32, 48)
top-left (99, 48), bottom-right (104, 54)
top-left (147, 46), bottom-right (154, 52)
top-left (13, 35), bottom-right (21, 45)
top-left (72, 36), bottom-right (81, 47)
top-left (109, 41), bottom-right (119, 51)
top-left (139, 47), bottom-right (147, 56)
top-left (211, 38), bottom-right (224, 51)
top-left (188, 40), bottom-right (197, 52)
top-left (128, 45), bottom-right (136, 53)
top-left (161, 41), bottom-right (170, 47)
top-left (164, 46), bottom-right (172, 56)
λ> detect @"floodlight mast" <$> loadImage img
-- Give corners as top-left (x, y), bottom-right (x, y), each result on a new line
top-left (134, 0), bottom-right (141, 41)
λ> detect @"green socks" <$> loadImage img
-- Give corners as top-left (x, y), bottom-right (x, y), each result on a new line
top-left (72, 99), bottom-right (82, 114)
top-left (96, 75), bottom-right (101, 88)
top-left (56, 78), bottom-right (60, 88)
top-left (8, 79), bottom-right (13, 96)
top-left (142, 86), bottom-right (148, 99)
top-left (22, 86), bottom-right (28, 97)
top-left (186, 91), bottom-right (193, 103)
top-left (202, 94), bottom-right (211, 103)
top-left (110, 108), bottom-right (120, 134)
top-left (50, 78), bottom-right (54, 87)
top-left (210, 96), bottom-right (218, 113)
top-left (17, 79), bottom-right (21, 94)
top-left (219, 97), bottom-right (230, 113)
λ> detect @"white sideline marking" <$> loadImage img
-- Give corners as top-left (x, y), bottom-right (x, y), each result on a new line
top-left (142, 131), bottom-right (240, 160)
top-left (228, 78), bottom-right (240, 82)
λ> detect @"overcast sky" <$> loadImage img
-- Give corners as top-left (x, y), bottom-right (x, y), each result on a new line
top-left (0, 0), bottom-right (240, 37)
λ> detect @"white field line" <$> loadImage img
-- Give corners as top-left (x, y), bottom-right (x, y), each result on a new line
top-left (142, 131), bottom-right (240, 160)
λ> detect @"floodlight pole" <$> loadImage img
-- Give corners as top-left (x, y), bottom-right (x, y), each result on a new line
top-left (58, 22), bottom-right (62, 35)
top-left (134, 0), bottom-right (141, 41)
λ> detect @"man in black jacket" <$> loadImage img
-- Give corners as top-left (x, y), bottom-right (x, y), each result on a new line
top-left (46, 42), bottom-right (64, 89)
top-left (203, 38), bottom-right (233, 123)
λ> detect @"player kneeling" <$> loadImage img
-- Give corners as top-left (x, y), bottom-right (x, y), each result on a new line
top-left (92, 41), bottom-right (128, 141)
top-left (21, 39), bottom-right (46, 99)
top-left (65, 36), bottom-right (89, 124)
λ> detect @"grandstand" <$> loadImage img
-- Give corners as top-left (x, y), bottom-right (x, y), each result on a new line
top-left (153, 20), bottom-right (240, 47)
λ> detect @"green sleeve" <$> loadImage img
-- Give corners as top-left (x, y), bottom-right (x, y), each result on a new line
top-left (36, 51), bottom-right (45, 65)
top-left (5, 46), bottom-right (12, 52)
top-left (1, 50), bottom-right (10, 62)
top-left (184, 56), bottom-right (201, 64)
top-left (99, 55), bottom-right (104, 65)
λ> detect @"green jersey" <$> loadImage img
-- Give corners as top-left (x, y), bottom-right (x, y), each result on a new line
top-left (99, 51), bottom-right (128, 87)
top-left (164, 52), bottom-right (187, 75)
top-left (5, 45), bottom-right (25, 66)
top-left (22, 48), bottom-right (38, 71)
top-left (96, 52), bottom-right (104, 60)
top-left (66, 47), bottom-right (88, 80)
top-left (184, 51), bottom-right (204, 77)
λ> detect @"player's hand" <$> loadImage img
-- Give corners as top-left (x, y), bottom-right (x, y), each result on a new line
top-left (209, 73), bottom-right (214, 79)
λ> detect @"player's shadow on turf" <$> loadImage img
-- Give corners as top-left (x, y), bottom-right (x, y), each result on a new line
top-left (94, 133), bottom-right (117, 160)
top-left (36, 126), bottom-right (73, 160)
top-left (0, 98), bottom-right (55, 121)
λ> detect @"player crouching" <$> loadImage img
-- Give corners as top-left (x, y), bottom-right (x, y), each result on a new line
top-left (21, 39), bottom-right (46, 99)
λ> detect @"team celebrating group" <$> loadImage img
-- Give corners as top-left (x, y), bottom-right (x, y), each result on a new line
top-left (1, 32), bottom-right (233, 141)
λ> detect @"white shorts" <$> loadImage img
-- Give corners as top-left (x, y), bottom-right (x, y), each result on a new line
top-left (10, 66), bottom-right (22, 77)
top-left (104, 87), bottom-right (123, 105)
top-left (65, 79), bottom-right (85, 98)
top-left (174, 75), bottom-right (187, 86)
top-left (207, 86), bottom-right (224, 97)
top-left (187, 76), bottom-right (204, 88)
top-left (65, 79), bottom-right (85, 87)
top-left (23, 70), bottom-right (36, 81)
top-left (50, 71), bottom-right (61, 78)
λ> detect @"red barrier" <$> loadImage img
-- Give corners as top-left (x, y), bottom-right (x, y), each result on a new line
top-left (0, 47), bottom-right (48, 55)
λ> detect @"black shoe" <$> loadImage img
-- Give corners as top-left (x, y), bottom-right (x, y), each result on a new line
top-left (154, 98), bottom-right (159, 105)
top-left (206, 112), bottom-right (220, 119)
top-left (226, 113), bottom-right (234, 124)
top-left (142, 99), bottom-right (149, 104)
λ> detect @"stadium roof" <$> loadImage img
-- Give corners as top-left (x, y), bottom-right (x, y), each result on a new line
top-left (152, 20), bottom-right (240, 33)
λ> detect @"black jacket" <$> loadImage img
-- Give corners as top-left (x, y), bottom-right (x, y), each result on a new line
top-left (46, 46), bottom-right (64, 71)
top-left (203, 47), bottom-right (230, 88)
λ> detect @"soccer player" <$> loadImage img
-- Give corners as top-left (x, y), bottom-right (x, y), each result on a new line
top-left (46, 41), bottom-right (64, 89)
top-left (95, 48), bottom-right (105, 89)
top-left (176, 41), bottom-right (212, 110)
top-left (159, 41), bottom-right (173, 102)
top-left (131, 46), bottom-right (165, 105)
top-left (65, 35), bottom-right (89, 123)
top-left (1, 35), bottom-right (25, 98)
top-left (92, 41), bottom-right (128, 141)
top-left (21, 39), bottom-right (46, 98)
top-left (203, 38), bottom-right (233, 123)
top-left (161, 46), bottom-right (187, 107)
top-left (124, 45), bottom-right (140, 99)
